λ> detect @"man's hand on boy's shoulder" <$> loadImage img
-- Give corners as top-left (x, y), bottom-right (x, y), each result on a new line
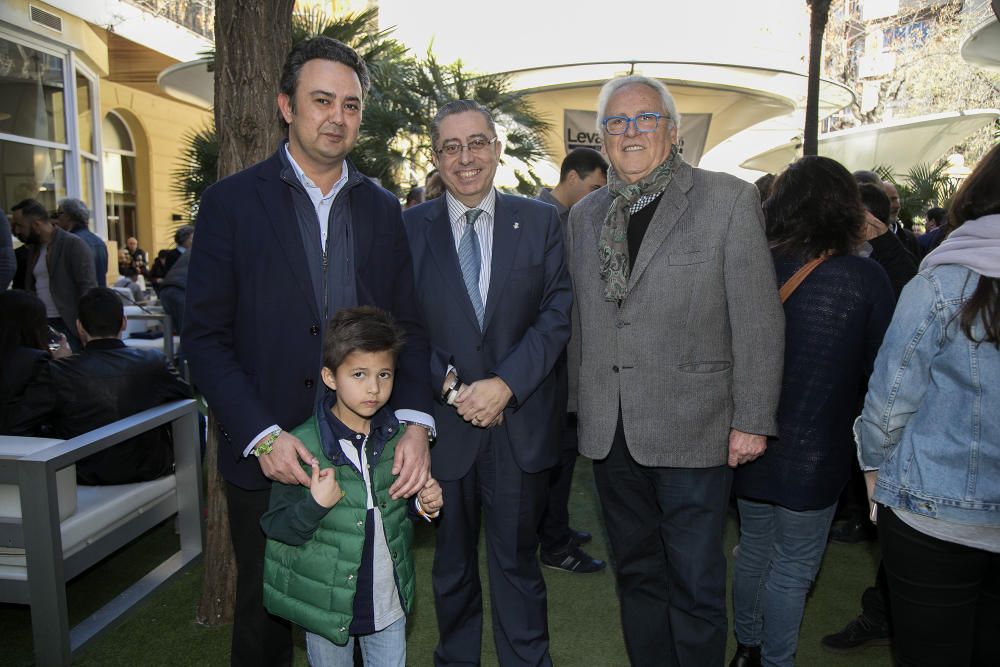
top-left (390, 425), bottom-right (430, 500)
top-left (259, 432), bottom-right (317, 487)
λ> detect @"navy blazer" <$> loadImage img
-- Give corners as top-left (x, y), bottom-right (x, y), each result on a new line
top-left (403, 193), bottom-right (572, 480)
top-left (183, 149), bottom-right (432, 490)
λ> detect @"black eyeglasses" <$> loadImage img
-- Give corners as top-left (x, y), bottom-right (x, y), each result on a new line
top-left (601, 112), bottom-right (669, 135)
top-left (434, 136), bottom-right (498, 157)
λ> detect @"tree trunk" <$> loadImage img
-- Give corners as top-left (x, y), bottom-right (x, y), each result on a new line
top-left (804, 0), bottom-right (831, 157)
top-left (196, 0), bottom-right (294, 627)
top-left (196, 412), bottom-right (236, 625)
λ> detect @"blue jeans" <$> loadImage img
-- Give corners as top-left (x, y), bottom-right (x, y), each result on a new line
top-left (732, 498), bottom-right (837, 667)
top-left (305, 615), bottom-right (406, 667)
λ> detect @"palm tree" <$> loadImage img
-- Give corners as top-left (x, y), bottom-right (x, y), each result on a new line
top-left (171, 124), bottom-right (217, 220)
top-left (804, 0), bottom-right (832, 156)
top-left (876, 160), bottom-right (957, 226)
top-left (411, 52), bottom-right (552, 195)
top-left (174, 8), bottom-right (552, 205)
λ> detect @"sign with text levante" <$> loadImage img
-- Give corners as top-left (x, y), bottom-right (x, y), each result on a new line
top-left (563, 109), bottom-right (712, 165)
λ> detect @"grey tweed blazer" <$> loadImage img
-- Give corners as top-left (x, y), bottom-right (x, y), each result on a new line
top-left (567, 160), bottom-right (784, 468)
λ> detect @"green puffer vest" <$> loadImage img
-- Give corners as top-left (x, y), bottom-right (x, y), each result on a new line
top-left (262, 418), bottom-right (415, 645)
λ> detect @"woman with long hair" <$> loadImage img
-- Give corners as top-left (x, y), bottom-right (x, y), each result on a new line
top-left (0, 289), bottom-right (69, 434)
top-left (730, 156), bottom-right (895, 667)
top-left (857, 143), bottom-right (1000, 667)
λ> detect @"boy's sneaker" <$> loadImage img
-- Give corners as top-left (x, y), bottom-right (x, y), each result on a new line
top-left (821, 614), bottom-right (891, 652)
top-left (540, 546), bottom-right (606, 574)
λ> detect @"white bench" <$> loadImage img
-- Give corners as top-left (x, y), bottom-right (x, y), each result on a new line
top-left (0, 400), bottom-right (203, 666)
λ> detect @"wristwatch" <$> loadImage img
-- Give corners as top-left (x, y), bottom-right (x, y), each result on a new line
top-left (442, 373), bottom-right (462, 405)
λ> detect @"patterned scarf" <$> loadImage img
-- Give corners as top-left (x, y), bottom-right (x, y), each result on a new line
top-left (598, 143), bottom-right (682, 301)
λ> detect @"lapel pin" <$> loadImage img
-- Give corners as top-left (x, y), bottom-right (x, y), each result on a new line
top-left (513, 222), bottom-right (520, 230)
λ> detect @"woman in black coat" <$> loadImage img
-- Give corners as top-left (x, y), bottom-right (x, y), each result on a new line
top-left (728, 157), bottom-right (895, 667)
top-left (0, 290), bottom-right (70, 434)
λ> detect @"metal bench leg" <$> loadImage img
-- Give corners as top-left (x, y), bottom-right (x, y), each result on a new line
top-left (19, 460), bottom-right (71, 666)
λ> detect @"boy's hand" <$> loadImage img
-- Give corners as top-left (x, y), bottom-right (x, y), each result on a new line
top-left (418, 477), bottom-right (444, 514)
top-left (309, 462), bottom-right (343, 509)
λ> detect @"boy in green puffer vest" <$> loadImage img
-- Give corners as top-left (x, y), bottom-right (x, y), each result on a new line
top-left (261, 306), bottom-right (443, 666)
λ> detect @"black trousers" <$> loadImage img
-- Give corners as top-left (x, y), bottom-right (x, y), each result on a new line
top-left (880, 507), bottom-right (1000, 667)
top-left (225, 482), bottom-right (292, 667)
top-left (432, 428), bottom-right (552, 667)
top-left (538, 413), bottom-right (579, 554)
top-left (594, 420), bottom-right (731, 667)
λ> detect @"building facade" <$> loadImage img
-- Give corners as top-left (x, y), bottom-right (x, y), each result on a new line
top-left (0, 0), bottom-right (213, 267)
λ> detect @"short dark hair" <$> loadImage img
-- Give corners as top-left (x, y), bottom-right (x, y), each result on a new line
top-left (322, 306), bottom-right (404, 372)
top-left (559, 147), bottom-right (608, 183)
top-left (853, 169), bottom-right (882, 185)
top-left (174, 224), bottom-right (195, 247)
top-left (12, 199), bottom-right (47, 222)
top-left (754, 173), bottom-right (776, 200)
top-left (858, 183), bottom-right (891, 224)
top-left (279, 36), bottom-right (370, 125)
top-left (78, 287), bottom-right (124, 338)
top-left (406, 186), bottom-right (424, 206)
top-left (925, 207), bottom-right (947, 224)
top-left (430, 100), bottom-right (497, 150)
top-left (764, 156), bottom-right (865, 260)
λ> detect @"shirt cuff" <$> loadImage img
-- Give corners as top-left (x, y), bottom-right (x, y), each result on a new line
top-left (414, 497), bottom-right (439, 522)
top-left (244, 424), bottom-right (280, 458)
top-left (395, 410), bottom-right (436, 438)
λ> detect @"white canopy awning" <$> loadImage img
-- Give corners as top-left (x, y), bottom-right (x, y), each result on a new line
top-left (961, 15), bottom-right (1000, 73)
top-left (739, 109), bottom-right (1000, 174)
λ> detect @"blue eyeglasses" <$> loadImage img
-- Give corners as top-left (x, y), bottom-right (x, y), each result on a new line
top-left (601, 112), bottom-right (669, 135)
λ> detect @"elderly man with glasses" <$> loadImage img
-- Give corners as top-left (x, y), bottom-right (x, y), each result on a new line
top-left (403, 99), bottom-right (572, 666)
top-left (566, 76), bottom-right (784, 666)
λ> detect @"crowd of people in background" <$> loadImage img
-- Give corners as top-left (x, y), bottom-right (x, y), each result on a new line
top-left (2, 33), bottom-right (997, 667)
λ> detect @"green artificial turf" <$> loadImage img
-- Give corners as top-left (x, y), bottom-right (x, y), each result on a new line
top-left (0, 460), bottom-right (892, 666)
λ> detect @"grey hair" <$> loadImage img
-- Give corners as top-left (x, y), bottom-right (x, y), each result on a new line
top-left (58, 198), bottom-right (90, 227)
top-left (596, 76), bottom-right (681, 134)
top-left (430, 100), bottom-right (497, 150)
top-left (174, 224), bottom-right (195, 246)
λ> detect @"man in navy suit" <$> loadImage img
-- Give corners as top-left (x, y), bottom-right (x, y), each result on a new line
top-left (404, 100), bottom-right (573, 666)
top-left (183, 37), bottom-right (433, 667)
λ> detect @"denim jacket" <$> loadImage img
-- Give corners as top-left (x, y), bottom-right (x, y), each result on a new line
top-left (856, 264), bottom-right (1000, 526)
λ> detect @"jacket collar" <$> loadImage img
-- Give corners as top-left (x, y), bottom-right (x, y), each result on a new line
top-left (84, 338), bottom-right (127, 351)
top-left (315, 391), bottom-right (399, 466)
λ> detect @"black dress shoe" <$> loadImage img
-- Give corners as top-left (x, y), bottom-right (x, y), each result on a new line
top-left (728, 643), bottom-right (761, 667)
top-left (569, 529), bottom-right (592, 547)
top-left (821, 613), bottom-right (891, 652)
top-left (540, 545), bottom-right (606, 573)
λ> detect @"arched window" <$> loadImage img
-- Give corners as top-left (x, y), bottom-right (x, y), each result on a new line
top-left (102, 111), bottom-right (137, 246)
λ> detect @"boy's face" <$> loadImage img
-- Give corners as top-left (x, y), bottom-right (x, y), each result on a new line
top-left (321, 349), bottom-right (395, 432)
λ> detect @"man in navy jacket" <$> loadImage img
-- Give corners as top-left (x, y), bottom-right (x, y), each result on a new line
top-left (404, 100), bottom-right (572, 666)
top-left (183, 37), bottom-right (433, 666)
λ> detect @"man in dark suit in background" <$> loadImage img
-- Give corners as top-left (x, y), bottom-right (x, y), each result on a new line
top-left (46, 287), bottom-right (190, 484)
top-left (535, 147), bottom-right (608, 574)
top-left (13, 199), bottom-right (96, 351)
top-left (183, 37), bottom-right (433, 667)
top-left (404, 99), bottom-right (572, 666)
top-left (56, 198), bottom-right (108, 287)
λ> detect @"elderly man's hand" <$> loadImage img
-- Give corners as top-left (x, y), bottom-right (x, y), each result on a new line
top-left (258, 432), bottom-right (316, 486)
top-left (727, 429), bottom-right (767, 468)
top-left (454, 377), bottom-right (512, 428)
top-left (389, 424), bottom-right (430, 499)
